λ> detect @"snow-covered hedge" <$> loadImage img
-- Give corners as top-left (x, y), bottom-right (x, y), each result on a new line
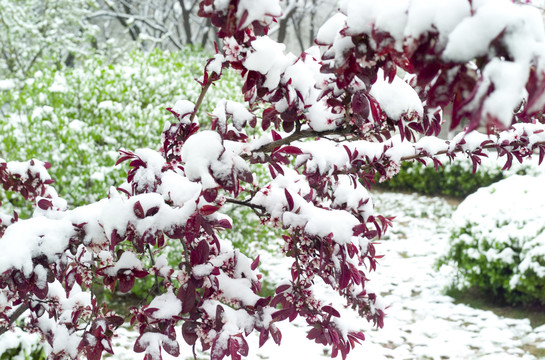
top-left (439, 175), bottom-right (545, 305)
top-left (380, 155), bottom-right (544, 198)
top-left (0, 48), bottom-right (242, 213)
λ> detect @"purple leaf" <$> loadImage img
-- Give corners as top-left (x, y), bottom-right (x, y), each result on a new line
top-left (133, 201), bottom-right (145, 219)
top-left (284, 189), bottom-right (294, 211)
top-left (322, 305), bottom-right (341, 317)
top-left (37, 198), bottom-right (53, 210)
top-left (251, 255), bottom-right (260, 270)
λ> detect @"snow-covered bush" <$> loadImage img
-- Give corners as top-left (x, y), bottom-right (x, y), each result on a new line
top-left (380, 155), bottom-right (544, 198)
top-left (0, 48), bottom-right (242, 213)
top-left (438, 175), bottom-right (545, 305)
top-left (2, 1), bottom-right (545, 360)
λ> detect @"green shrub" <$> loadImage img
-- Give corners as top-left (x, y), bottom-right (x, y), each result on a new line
top-left (437, 175), bottom-right (545, 306)
top-left (378, 156), bottom-right (539, 198)
top-left (0, 48), bottom-right (243, 215)
top-left (0, 328), bottom-right (44, 360)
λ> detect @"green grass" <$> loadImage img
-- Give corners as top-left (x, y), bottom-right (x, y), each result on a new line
top-left (446, 286), bottom-right (545, 327)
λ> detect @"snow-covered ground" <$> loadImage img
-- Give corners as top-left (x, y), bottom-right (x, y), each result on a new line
top-left (108, 191), bottom-right (545, 360)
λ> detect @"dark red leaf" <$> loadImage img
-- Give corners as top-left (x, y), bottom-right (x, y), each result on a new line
top-left (37, 198), bottom-right (53, 210)
top-left (272, 308), bottom-right (292, 322)
top-left (115, 155), bottom-right (133, 166)
top-left (215, 218), bottom-right (232, 229)
top-left (262, 108), bottom-right (277, 130)
top-left (272, 130), bottom-right (282, 141)
top-left (275, 284), bottom-right (291, 294)
top-left (106, 316), bottom-right (124, 328)
top-left (191, 240), bottom-right (210, 265)
top-left (251, 255), bottom-right (260, 271)
top-left (200, 204), bottom-right (220, 216)
top-left (133, 334), bottom-right (146, 353)
top-left (282, 120), bottom-right (295, 132)
top-left (133, 269), bottom-right (149, 278)
top-left (145, 206), bottom-right (160, 217)
top-left (182, 321), bottom-right (198, 346)
top-left (322, 305), bottom-right (341, 317)
top-left (259, 329), bottom-right (269, 347)
top-left (133, 201), bottom-right (145, 219)
top-left (270, 325), bottom-right (282, 345)
top-left (181, 282), bottom-right (196, 314)
top-left (277, 146), bottom-right (303, 155)
top-left (118, 275), bottom-right (135, 293)
top-left (203, 188), bottom-right (218, 202)
top-left (163, 338), bottom-right (180, 356)
top-left (284, 189), bottom-right (294, 211)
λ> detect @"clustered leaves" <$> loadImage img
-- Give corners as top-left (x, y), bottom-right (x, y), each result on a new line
top-left (2, 1), bottom-right (545, 360)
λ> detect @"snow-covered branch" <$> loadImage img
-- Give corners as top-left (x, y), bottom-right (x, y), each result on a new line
top-left (2, 1), bottom-right (545, 360)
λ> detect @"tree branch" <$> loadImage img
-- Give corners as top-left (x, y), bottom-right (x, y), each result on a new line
top-left (400, 139), bottom-right (545, 163)
top-left (0, 303), bottom-right (29, 336)
top-left (225, 198), bottom-right (266, 213)
top-left (178, 0), bottom-right (193, 45)
top-left (190, 76), bottom-right (213, 123)
top-left (242, 127), bottom-right (353, 159)
top-left (87, 11), bottom-right (168, 34)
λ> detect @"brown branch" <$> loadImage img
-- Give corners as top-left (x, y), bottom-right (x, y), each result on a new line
top-left (400, 139), bottom-right (545, 163)
top-left (190, 76), bottom-right (213, 123)
top-left (242, 127), bottom-right (353, 159)
top-left (225, 198), bottom-right (266, 213)
top-left (277, 5), bottom-right (298, 43)
top-left (0, 303), bottom-right (29, 336)
top-left (178, 0), bottom-right (193, 45)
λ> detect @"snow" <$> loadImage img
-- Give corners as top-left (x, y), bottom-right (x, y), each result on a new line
top-left (404, 0), bottom-right (470, 46)
top-left (304, 207), bottom-right (359, 245)
top-left (132, 148), bottom-right (166, 192)
top-left (481, 60), bottom-right (529, 127)
top-left (316, 13), bottom-right (346, 45)
top-left (216, 273), bottom-right (260, 306)
top-left (48, 73), bottom-right (68, 93)
top-left (181, 130), bottom-right (224, 189)
top-left (104, 251), bottom-right (144, 276)
top-left (206, 53), bottom-right (225, 75)
top-left (148, 290), bottom-right (182, 319)
top-left (106, 191), bottom-right (545, 360)
top-left (51, 325), bottom-right (80, 357)
top-left (0, 79), bottom-right (15, 91)
top-left (370, 70), bottom-right (423, 120)
top-left (0, 216), bottom-right (76, 276)
top-left (170, 100), bottom-right (195, 123)
top-left (68, 119), bottom-right (86, 132)
top-left (158, 170), bottom-right (201, 206)
top-left (244, 36), bottom-right (293, 90)
top-left (236, 0), bottom-right (282, 29)
top-left (452, 174), bottom-right (545, 285)
top-left (307, 100), bottom-right (341, 131)
top-left (212, 99), bottom-right (254, 133)
top-left (443, 1), bottom-right (512, 61)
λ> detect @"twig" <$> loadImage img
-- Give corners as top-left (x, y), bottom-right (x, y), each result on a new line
top-left (0, 303), bottom-right (29, 336)
top-left (224, 198), bottom-right (265, 212)
top-left (146, 244), bottom-right (161, 296)
top-left (242, 127), bottom-right (353, 159)
top-left (190, 76), bottom-right (213, 123)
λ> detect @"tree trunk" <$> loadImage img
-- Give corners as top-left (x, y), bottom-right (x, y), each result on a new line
top-left (179, 0), bottom-right (193, 45)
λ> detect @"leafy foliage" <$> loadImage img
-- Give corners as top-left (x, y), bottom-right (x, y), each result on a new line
top-left (378, 156), bottom-right (541, 198)
top-left (2, 1), bottom-right (545, 360)
top-left (0, 48), bottom-right (242, 214)
top-left (438, 175), bottom-right (545, 306)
